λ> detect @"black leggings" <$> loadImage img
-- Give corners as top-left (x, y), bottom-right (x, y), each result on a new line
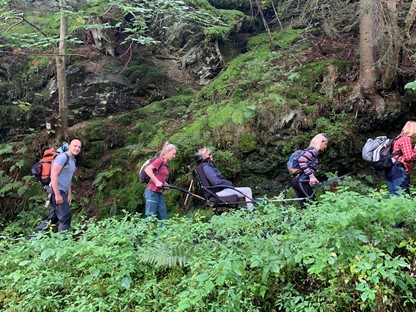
top-left (291, 173), bottom-right (315, 209)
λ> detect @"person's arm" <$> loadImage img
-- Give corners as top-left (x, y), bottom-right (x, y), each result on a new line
top-left (51, 162), bottom-right (64, 204)
top-left (144, 159), bottom-right (164, 188)
top-left (399, 137), bottom-right (416, 161)
top-left (203, 165), bottom-right (233, 186)
top-left (67, 185), bottom-right (72, 204)
top-left (298, 149), bottom-right (319, 186)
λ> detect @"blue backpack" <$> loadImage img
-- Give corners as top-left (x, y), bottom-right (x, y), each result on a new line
top-left (287, 150), bottom-right (304, 175)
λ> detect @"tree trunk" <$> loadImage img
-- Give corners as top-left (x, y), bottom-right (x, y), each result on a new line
top-left (56, 0), bottom-right (69, 139)
top-left (359, 0), bottom-right (385, 115)
top-left (381, 0), bottom-right (399, 90)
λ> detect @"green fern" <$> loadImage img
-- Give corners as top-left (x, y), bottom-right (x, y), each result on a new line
top-left (92, 168), bottom-right (122, 192)
top-left (140, 245), bottom-right (189, 268)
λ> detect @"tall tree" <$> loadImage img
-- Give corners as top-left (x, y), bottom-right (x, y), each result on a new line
top-left (0, 0), bottom-right (85, 140)
top-left (56, 0), bottom-right (69, 139)
top-left (357, 0), bottom-right (416, 115)
top-left (359, 0), bottom-right (385, 115)
top-left (381, 0), bottom-right (399, 90)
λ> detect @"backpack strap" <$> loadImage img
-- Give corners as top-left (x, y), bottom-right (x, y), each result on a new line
top-left (391, 136), bottom-right (403, 158)
top-left (151, 156), bottom-right (164, 171)
top-left (63, 153), bottom-right (70, 168)
top-left (391, 150), bottom-right (403, 157)
top-left (47, 153), bottom-right (71, 188)
top-left (57, 153), bottom-right (71, 177)
top-left (147, 157), bottom-right (166, 185)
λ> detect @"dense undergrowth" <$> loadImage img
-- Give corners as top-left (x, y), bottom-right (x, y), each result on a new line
top-left (1, 184), bottom-right (416, 312)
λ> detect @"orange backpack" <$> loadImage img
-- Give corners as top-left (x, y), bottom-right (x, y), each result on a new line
top-left (31, 149), bottom-right (69, 186)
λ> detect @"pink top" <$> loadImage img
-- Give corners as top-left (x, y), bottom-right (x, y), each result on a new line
top-left (146, 157), bottom-right (169, 193)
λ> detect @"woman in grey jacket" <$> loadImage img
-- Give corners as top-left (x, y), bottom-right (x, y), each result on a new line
top-left (197, 147), bottom-right (254, 211)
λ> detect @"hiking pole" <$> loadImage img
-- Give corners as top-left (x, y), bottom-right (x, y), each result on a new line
top-left (265, 173), bottom-right (352, 204)
top-left (164, 185), bottom-right (207, 201)
top-left (263, 191), bottom-right (317, 203)
top-left (297, 172), bottom-right (351, 197)
top-left (311, 172), bottom-right (351, 189)
top-left (183, 179), bottom-right (194, 206)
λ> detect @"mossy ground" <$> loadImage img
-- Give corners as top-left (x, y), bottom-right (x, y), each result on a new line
top-left (61, 27), bottom-right (365, 217)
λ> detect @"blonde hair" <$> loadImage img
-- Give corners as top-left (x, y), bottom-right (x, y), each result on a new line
top-left (197, 147), bottom-right (211, 161)
top-left (309, 133), bottom-right (328, 150)
top-left (401, 121), bottom-right (416, 138)
top-left (160, 142), bottom-right (176, 157)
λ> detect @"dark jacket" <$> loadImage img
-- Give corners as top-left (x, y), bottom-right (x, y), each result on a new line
top-left (202, 162), bottom-right (232, 192)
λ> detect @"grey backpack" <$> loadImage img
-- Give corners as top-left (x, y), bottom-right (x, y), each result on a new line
top-left (362, 136), bottom-right (401, 170)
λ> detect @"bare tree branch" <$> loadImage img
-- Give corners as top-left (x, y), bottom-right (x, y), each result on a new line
top-left (271, 0), bottom-right (283, 31)
top-left (118, 41), bottom-right (135, 74)
top-left (0, 50), bottom-right (88, 58)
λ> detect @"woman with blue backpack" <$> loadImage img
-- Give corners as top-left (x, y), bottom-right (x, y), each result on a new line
top-left (288, 133), bottom-right (329, 209)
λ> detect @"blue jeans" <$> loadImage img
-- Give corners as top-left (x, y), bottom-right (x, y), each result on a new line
top-left (385, 166), bottom-right (410, 196)
top-left (144, 188), bottom-right (168, 220)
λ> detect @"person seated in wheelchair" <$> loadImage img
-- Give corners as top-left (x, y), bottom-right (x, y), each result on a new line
top-left (197, 147), bottom-right (254, 211)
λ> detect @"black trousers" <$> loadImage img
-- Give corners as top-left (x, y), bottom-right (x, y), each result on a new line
top-left (291, 173), bottom-right (315, 209)
top-left (34, 190), bottom-right (72, 232)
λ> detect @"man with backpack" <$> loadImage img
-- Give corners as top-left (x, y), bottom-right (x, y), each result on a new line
top-left (30, 139), bottom-right (82, 236)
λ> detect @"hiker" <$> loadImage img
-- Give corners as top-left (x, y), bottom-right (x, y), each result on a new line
top-left (143, 143), bottom-right (177, 220)
top-left (197, 147), bottom-right (254, 211)
top-left (385, 121), bottom-right (416, 195)
top-left (31, 139), bottom-right (82, 235)
top-left (290, 133), bottom-right (328, 208)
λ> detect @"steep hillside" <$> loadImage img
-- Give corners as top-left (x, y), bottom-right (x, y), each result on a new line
top-left (1, 0), bottom-right (416, 228)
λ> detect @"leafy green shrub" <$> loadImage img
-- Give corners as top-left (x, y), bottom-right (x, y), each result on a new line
top-left (0, 143), bottom-right (44, 223)
top-left (93, 169), bottom-right (144, 217)
top-left (404, 81), bottom-right (416, 91)
top-left (1, 185), bottom-right (416, 311)
top-left (315, 113), bottom-right (354, 138)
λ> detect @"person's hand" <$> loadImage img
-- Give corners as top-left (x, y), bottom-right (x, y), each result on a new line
top-left (154, 180), bottom-right (164, 188)
top-left (55, 193), bottom-right (64, 204)
top-left (309, 176), bottom-right (319, 186)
